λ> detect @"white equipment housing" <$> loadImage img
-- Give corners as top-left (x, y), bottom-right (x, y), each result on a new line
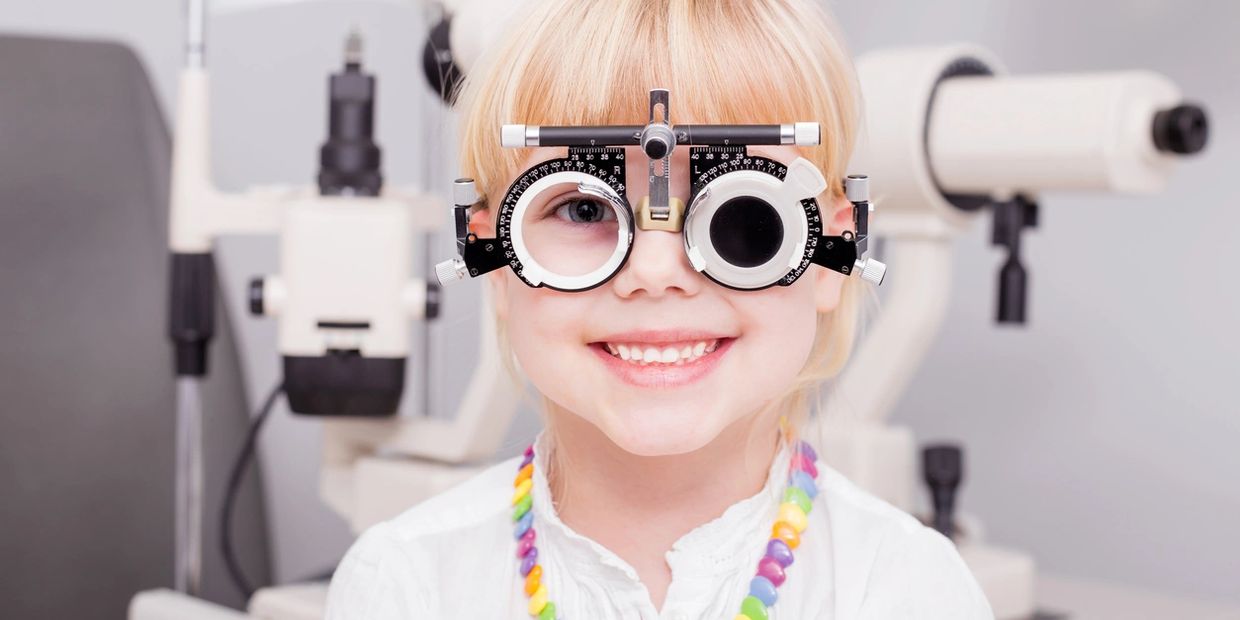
top-left (815, 43), bottom-right (1194, 619)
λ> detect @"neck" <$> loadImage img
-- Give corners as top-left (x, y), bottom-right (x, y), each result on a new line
top-left (545, 405), bottom-right (783, 556)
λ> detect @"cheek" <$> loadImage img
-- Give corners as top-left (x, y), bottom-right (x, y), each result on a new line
top-left (503, 286), bottom-right (587, 384)
top-left (738, 284), bottom-right (820, 382)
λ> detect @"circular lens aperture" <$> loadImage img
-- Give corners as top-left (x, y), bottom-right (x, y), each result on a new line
top-left (520, 180), bottom-right (625, 280)
top-left (709, 196), bottom-right (784, 268)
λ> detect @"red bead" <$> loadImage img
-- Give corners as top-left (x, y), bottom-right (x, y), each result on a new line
top-left (792, 453), bottom-right (818, 478)
top-left (517, 538), bottom-right (535, 558)
top-left (757, 556), bottom-right (786, 587)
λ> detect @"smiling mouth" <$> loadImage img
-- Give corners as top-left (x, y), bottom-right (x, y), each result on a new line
top-left (588, 337), bottom-right (736, 365)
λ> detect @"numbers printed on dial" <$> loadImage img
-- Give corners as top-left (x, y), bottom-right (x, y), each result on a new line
top-left (496, 147), bottom-right (628, 282)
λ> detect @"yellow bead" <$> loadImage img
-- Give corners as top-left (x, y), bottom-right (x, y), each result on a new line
top-left (527, 583), bottom-right (548, 615)
top-left (515, 463), bottom-right (534, 486)
top-left (512, 478), bottom-right (533, 505)
top-left (734, 615), bottom-right (751, 620)
top-left (778, 501), bottom-right (808, 533)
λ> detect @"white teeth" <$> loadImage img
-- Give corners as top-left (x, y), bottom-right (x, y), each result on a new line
top-left (600, 339), bottom-right (724, 365)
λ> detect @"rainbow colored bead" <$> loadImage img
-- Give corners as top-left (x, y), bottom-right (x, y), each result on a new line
top-left (511, 444), bottom-right (556, 618)
top-left (736, 439), bottom-right (820, 619)
top-left (510, 439), bottom-right (820, 620)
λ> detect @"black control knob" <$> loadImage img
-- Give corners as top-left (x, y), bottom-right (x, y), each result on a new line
top-left (247, 277), bottom-right (264, 316)
top-left (922, 444), bottom-right (964, 539)
top-left (1152, 103), bottom-right (1208, 155)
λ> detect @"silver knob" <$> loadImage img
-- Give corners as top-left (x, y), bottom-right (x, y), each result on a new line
top-left (435, 258), bottom-right (468, 284)
top-left (845, 175), bottom-right (870, 203)
top-left (453, 178), bottom-right (480, 207)
top-left (855, 257), bottom-right (887, 285)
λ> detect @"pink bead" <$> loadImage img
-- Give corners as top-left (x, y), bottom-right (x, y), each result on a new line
top-left (757, 556), bottom-right (786, 587)
top-left (517, 538), bottom-right (535, 558)
top-left (523, 445), bottom-right (535, 458)
top-left (520, 528), bottom-right (537, 545)
top-left (792, 453), bottom-right (818, 478)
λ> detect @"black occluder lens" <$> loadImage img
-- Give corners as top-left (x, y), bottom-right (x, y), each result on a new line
top-left (709, 197), bottom-right (783, 268)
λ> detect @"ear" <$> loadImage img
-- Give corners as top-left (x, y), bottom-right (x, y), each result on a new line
top-left (812, 192), bottom-right (854, 313)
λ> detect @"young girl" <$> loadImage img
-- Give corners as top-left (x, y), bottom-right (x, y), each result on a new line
top-left (327, 0), bottom-right (992, 617)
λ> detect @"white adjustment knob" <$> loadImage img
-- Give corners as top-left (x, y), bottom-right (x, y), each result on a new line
top-left (855, 257), bottom-right (887, 286)
top-left (435, 258), bottom-right (468, 284)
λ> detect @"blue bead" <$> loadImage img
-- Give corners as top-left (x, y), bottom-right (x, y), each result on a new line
top-left (749, 575), bottom-right (778, 607)
top-left (514, 510), bottom-right (534, 538)
top-left (791, 470), bottom-right (818, 499)
top-left (766, 538), bottom-right (794, 568)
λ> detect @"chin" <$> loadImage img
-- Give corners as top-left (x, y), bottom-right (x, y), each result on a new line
top-left (595, 401), bottom-right (727, 457)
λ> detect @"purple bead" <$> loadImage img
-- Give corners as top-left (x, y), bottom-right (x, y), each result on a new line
top-left (757, 556), bottom-right (786, 587)
top-left (517, 538), bottom-right (535, 558)
top-left (749, 575), bottom-right (778, 607)
top-left (796, 440), bottom-right (818, 462)
top-left (520, 451), bottom-right (535, 468)
top-left (514, 511), bottom-right (534, 538)
top-left (791, 470), bottom-right (818, 500)
top-left (766, 538), bottom-right (794, 568)
top-left (519, 548), bottom-right (538, 575)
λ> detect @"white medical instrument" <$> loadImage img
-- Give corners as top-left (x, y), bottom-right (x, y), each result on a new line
top-left (814, 45), bottom-right (1207, 619)
top-left (132, 1), bottom-right (1209, 619)
top-left (166, 0), bottom-right (446, 600)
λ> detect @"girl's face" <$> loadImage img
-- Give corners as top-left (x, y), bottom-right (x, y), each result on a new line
top-left (477, 145), bottom-right (855, 457)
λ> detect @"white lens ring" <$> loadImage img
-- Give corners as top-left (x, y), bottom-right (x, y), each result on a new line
top-left (508, 170), bottom-right (632, 290)
top-left (684, 160), bottom-right (823, 289)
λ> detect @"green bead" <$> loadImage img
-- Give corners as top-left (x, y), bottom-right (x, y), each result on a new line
top-left (513, 493), bottom-right (532, 520)
top-left (784, 486), bottom-right (813, 514)
top-left (538, 602), bottom-right (556, 620)
top-left (741, 595), bottom-right (768, 620)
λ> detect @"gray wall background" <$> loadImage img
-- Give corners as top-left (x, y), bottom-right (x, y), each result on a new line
top-left (3, 0), bottom-right (1236, 607)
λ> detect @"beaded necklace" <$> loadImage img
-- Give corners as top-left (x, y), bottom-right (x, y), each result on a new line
top-left (509, 436), bottom-right (821, 620)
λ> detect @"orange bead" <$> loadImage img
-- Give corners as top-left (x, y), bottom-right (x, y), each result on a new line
top-left (771, 520), bottom-right (801, 549)
top-left (511, 478), bottom-right (533, 505)
top-left (524, 564), bottom-right (542, 595)
top-left (515, 463), bottom-right (534, 486)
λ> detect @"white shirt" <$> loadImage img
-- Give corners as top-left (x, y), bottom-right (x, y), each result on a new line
top-left (326, 431), bottom-right (993, 619)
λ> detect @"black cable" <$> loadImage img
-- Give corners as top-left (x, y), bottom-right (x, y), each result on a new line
top-left (221, 381), bottom-right (284, 599)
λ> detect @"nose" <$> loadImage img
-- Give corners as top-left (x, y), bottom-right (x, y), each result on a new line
top-left (609, 145), bottom-right (703, 298)
top-left (609, 221), bottom-right (704, 299)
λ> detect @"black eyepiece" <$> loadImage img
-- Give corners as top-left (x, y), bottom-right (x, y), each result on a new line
top-left (1152, 103), bottom-right (1208, 155)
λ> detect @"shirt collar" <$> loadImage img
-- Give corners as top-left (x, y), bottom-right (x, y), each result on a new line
top-left (528, 430), bottom-right (794, 582)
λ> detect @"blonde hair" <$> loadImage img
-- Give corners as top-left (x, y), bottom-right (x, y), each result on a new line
top-left (455, 0), bottom-right (873, 495)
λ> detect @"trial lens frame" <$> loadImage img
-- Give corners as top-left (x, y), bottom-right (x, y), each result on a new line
top-left (434, 88), bottom-right (886, 289)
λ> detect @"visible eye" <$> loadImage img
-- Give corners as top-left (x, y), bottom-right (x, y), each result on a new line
top-left (552, 197), bottom-right (616, 225)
